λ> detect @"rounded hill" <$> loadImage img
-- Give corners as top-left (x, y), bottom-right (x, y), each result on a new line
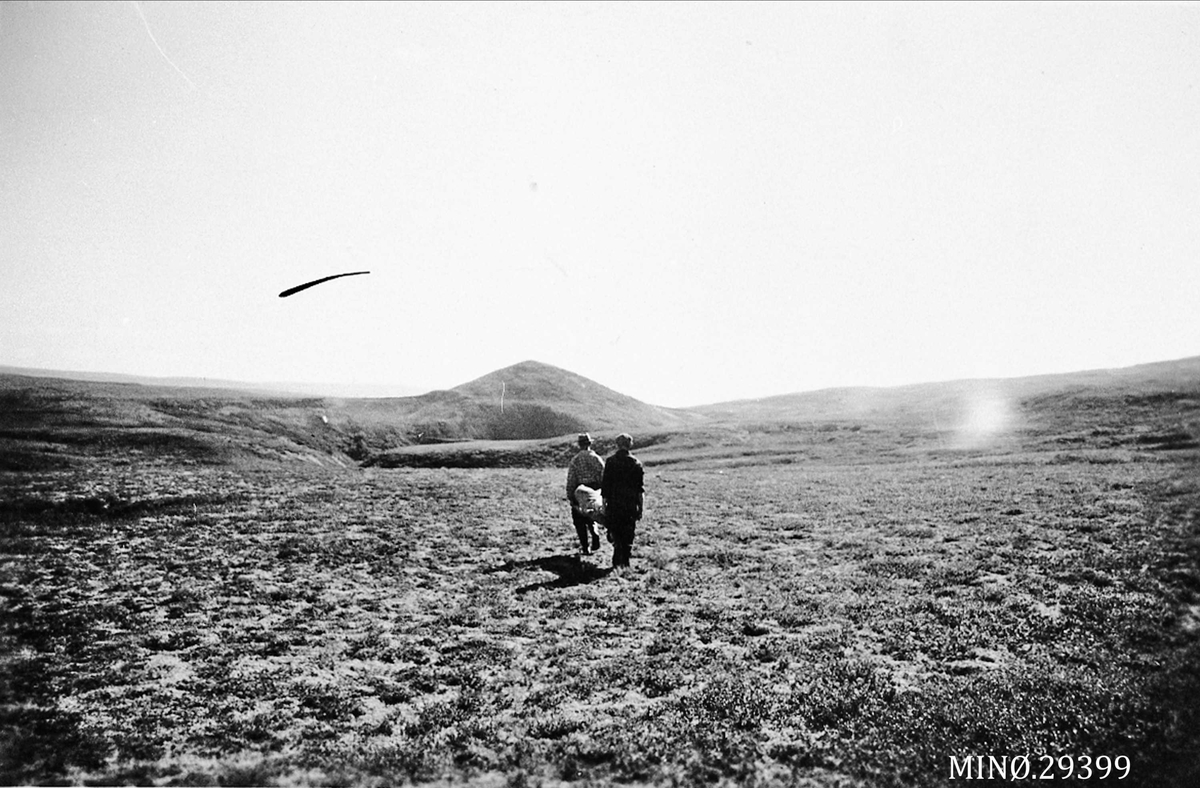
top-left (336, 360), bottom-right (700, 444)
top-left (449, 360), bottom-right (697, 438)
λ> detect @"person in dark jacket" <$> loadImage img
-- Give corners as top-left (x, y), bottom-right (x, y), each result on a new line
top-left (601, 433), bottom-right (644, 570)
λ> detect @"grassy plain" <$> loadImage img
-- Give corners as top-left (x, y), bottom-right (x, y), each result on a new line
top-left (2, 373), bottom-right (1199, 786)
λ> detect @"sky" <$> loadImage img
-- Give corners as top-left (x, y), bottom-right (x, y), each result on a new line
top-left (2, 1), bottom-right (1198, 407)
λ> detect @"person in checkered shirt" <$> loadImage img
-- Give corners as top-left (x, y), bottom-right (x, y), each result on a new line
top-left (566, 433), bottom-right (604, 554)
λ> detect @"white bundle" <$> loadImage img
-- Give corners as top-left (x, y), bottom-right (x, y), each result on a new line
top-left (573, 484), bottom-right (606, 525)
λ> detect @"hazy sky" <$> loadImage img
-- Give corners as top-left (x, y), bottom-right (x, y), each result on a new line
top-left (2, 2), bottom-right (1198, 407)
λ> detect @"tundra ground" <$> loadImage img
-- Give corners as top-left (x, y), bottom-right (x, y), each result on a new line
top-left (3, 436), bottom-right (1199, 786)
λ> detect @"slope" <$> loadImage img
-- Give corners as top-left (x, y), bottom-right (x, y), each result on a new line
top-left (0, 361), bottom-right (701, 470)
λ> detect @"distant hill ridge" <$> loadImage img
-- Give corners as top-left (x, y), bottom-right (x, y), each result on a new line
top-left (0, 359), bottom-right (700, 468)
top-left (691, 355), bottom-right (1200, 422)
top-left (338, 360), bottom-right (699, 442)
top-left (0, 359), bottom-right (696, 443)
top-left (2, 355), bottom-right (1198, 469)
top-left (0, 365), bottom-right (425, 399)
top-left (454, 359), bottom-right (692, 422)
top-left (455, 360), bottom-right (619, 402)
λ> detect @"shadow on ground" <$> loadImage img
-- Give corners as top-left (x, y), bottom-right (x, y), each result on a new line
top-left (485, 553), bottom-right (612, 595)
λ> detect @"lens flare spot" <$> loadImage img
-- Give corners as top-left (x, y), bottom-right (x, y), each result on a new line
top-left (957, 393), bottom-right (1014, 447)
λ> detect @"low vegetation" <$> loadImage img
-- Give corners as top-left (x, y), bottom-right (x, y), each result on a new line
top-left (2, 363), bottom-right (1199, 785)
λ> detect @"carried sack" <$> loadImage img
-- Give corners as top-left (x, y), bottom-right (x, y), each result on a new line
top-left (573, 485), bottom-right (606, 525)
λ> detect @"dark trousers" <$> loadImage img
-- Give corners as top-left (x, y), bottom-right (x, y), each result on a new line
top-left (571, 505), bottom-right (599, 552)
top-left (606, 510), bottom-right (637, 567)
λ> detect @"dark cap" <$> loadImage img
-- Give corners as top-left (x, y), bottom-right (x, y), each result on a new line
top-left (577, 433), bottom-right (592, 447)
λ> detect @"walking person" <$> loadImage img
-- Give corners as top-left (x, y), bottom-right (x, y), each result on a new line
top-left (601, 433), bottom-right (644, 571)
top-left (566, 433), bottom-right (604, 555)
